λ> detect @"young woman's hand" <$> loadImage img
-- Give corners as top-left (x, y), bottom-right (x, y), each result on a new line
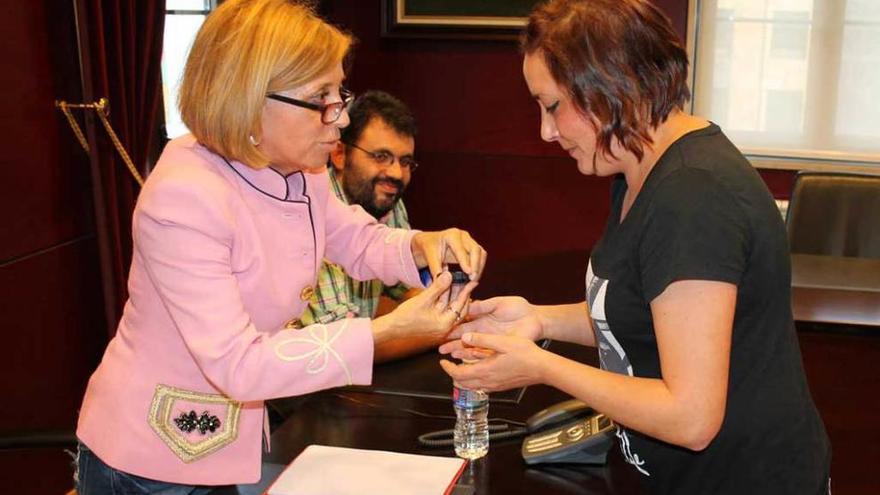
top-left (440, 332), bottom-right (549, 392)
top-left (439, 296), bottom-right (543, 360)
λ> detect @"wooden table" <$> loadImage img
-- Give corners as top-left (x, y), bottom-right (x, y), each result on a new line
top-left (791, 254), bottom-right (880, 326)
top-left (231, 342), bottom-right (645, 495)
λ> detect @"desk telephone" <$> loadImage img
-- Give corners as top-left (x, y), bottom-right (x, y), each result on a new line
top-left (521, 399), bottom-right (616, 465)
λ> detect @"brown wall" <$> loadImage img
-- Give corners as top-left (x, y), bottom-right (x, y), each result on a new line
top-left (0, 0), bottom-right (107, 492)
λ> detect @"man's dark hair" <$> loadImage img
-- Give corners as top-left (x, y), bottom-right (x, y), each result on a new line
top-left (522, 0), bottom-right (690, 162)
top-left (341, 90), bottom-right (417, 145)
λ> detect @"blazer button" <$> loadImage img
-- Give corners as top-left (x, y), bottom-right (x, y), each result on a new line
top-left (300, 285), bottom-right (315, 301)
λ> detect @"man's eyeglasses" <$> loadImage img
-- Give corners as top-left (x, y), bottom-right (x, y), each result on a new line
top-left (345, 142), bottom-right (419, 172)
top-left (266, 87), bottom-right (355, 124)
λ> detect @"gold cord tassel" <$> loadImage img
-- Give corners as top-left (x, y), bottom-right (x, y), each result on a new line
top-left (55, 98), bottom-right (146, 187)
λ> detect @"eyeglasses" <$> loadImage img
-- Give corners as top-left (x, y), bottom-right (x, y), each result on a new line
top-left (345, 142), bottom-right (419, 172)
top-left (266, 87), bottom-right (355, 124)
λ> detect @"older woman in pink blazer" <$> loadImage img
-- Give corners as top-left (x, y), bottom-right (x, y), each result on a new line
top-left (74, 1), bottom-right (486, 492)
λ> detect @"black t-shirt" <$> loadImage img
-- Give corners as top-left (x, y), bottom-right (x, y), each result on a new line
top-left (587, 124), bottom-right (830, 494)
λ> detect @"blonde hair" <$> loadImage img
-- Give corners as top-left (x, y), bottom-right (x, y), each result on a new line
top-left (179, 0), bottom-right (352, 168)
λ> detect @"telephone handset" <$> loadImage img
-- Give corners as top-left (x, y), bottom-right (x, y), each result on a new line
top-left (521, 399), bottom-right (616, 465)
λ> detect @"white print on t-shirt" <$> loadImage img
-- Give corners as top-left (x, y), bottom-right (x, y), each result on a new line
top-left (616, 426), bottom-right (650, 476)
top-left (586, 261), bottom-right (650, 477)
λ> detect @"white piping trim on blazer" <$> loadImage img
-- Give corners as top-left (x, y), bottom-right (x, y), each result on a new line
top-left (274, 319), bottom-right (353, 384)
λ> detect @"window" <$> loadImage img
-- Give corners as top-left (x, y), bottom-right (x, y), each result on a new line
top-left (690, 0), bottom-right (880, 170)
top-left (162, 1), bottom-right (215, 139)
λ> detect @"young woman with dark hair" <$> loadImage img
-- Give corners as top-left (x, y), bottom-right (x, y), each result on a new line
top-left (441, 1), bottom-right (830, 493)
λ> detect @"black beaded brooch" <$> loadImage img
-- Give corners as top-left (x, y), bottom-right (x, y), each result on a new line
top-left (173, 410), bottom-right (221, 435)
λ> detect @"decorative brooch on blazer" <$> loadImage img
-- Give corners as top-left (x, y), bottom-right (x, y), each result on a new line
top-left (174, 410), bottom-right (221, 435)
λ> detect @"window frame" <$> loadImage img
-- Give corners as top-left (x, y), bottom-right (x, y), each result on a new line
top-left (162, 0), bottom-right (217, 140)
top-left (685, 0), bottom-right (880, 174)
top-left (166, 0), bottom-right (216, 16)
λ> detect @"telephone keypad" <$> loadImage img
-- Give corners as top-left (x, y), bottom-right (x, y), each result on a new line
top-left (565, 424), bottom-right (585, 441)
top-left (522, 414), bottom-right (615, 465)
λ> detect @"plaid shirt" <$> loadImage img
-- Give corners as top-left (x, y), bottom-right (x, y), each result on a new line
top-left (297, 167), bottom-right (411, 326)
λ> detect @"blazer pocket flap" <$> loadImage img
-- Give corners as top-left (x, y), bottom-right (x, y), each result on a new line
top-left (148, 384), bottom-right (242, 463)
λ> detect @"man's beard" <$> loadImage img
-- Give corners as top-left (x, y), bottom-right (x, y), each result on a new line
top-left (344, 175), bottom-right (406, 220)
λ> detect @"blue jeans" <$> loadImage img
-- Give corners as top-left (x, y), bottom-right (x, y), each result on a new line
top-left (75, 443), bottom-right (217, 495)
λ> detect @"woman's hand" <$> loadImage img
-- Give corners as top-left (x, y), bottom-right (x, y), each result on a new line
top-left (372, 272), bottom-right (478, 346)
top-left (439, 296), bottom-right (543, 360)
top-left (411, 229), bottom-right (487, 282)
top-left (440, 332), bottom-right (548, 392)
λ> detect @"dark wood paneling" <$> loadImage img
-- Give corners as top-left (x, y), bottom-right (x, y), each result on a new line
top-left (405, 152), bottom-right (607, 303)
top-left (0, 0), bottom-right (105, 426)
top-left (799, 328), bottom-right (880, 495)
top-left (0, 1), bottom-right (106, 487)
top-left (0, 0), bottom-right (104, 488)
top-left (333, 0), bottom-right (560, 158)
top-left (405, 152), bottom-right (611, 261)
top-left (759, 168), bottom-right (797, 198)
top-left (474, 249), bottom-right (591, 304)
top-left (0, 238), bottom-right (106, 428)
top-left (0, 0), bottom-right (94, 262)
top-left (0, 449), bottom-right (75, 495)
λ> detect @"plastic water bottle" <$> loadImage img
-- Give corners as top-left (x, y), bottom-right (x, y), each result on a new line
top-left (453, 382), bottom-right (489, 459)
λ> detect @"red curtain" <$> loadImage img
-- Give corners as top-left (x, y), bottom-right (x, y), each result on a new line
top-left (75, 0), bottom-right (166, 336)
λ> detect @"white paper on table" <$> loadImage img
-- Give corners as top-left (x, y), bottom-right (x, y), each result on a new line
top-left (267, 444), bottom-right (467, 495)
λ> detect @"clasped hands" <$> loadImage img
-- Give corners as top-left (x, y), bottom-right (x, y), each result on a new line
top-left (438, 296), bottom-right (550, 393)
top-left (405, 230), bottom-right (550, 392)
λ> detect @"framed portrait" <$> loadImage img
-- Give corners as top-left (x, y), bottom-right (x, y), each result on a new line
top-left (381, 0), bottom-right (541, 40)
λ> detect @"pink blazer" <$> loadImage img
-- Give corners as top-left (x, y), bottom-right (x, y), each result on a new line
top-left (76, 136), bottom-right (423, 485)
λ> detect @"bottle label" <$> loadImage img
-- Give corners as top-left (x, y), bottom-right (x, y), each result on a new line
top-left (453, 386), bottom-right (487, 408)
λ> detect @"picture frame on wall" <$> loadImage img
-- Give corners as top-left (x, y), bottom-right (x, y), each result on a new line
top-left (381, 0), bottom-right (541, 40)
